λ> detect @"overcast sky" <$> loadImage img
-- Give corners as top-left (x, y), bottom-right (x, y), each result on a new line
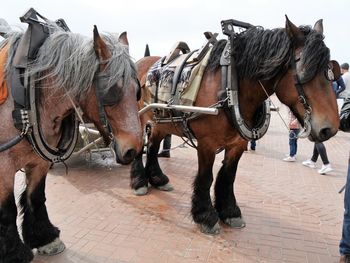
top-left (2, 0), bottom-right (349, 64)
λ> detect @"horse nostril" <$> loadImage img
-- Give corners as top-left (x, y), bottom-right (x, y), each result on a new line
top-left (123, 149), bottom-right (137, 163)
top-left (319, 127), bottom-right (332, 141)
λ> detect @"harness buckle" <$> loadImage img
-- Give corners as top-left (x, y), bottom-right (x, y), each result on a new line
top-left (298, 95), bottom-right (307, 105)
top-left (252, 129), bottom-right (259, 139)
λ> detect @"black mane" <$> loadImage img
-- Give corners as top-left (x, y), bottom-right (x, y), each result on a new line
top-left (207, 25), bottom-right (330, 82)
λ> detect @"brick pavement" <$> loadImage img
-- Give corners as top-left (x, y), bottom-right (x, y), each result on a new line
top-left (15, 96), bottom-right (350, 263)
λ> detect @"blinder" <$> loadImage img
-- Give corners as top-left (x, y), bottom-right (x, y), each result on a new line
top-left (294, 52), bottom-right (336, 84)
top-left (94, 71), bottom-right (140, 145)
top-left (95, 74), bottom-right (122, 106)
top-left (95, 74), bottom-right (141, 106)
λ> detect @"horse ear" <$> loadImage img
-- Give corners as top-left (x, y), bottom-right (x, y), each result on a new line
top-left (144, 44), bottom-right (150, 57)
top-left (330, 60), bottom-right (341, 80)
top-left (119, 31), bottom-right (129, 46)
top-left (93, 25), bottom-right (110, 61)
top-left (313, 19), bottom-right (324, 34)
top-left (285, 15), bottom-right (305, 47)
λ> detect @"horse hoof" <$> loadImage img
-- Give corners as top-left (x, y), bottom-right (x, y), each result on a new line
top-left (134, 186), bottom-right (148, 196)
top-left (224, 217), bottom-right (246, 228)
top-left (157, 183), bottom-right (174, 191)
top-left (199, 221), bottom-right (220, 235)
top-left (37, 238), bottom-right (65, 256)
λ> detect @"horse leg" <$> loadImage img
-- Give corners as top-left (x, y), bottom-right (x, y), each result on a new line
top-left (130, 151), bottom-right (149, 196)
top-left (20, 162), bottom-right (65, 256)
top-left (214, 147), bottom-right (246, 228)
top-left (191, 144), bottom-right (220, 235)
top-left (145, 134), bottom-right (173, 191)
top-left (0, 165), bottom-right (33, 262)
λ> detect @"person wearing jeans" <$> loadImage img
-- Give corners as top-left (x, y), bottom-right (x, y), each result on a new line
top-left (250, 140), bottom-right (256, 151)
top-left (339, 98), bottom-right (350, 262)
top-left (283, 110), bottom-right (300, 162)
top-left (158, 134), bottom-right (171, 158)
top-left (340, 161), bottom-right (350, 262)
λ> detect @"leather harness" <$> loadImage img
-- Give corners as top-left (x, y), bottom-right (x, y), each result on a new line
top-left (2, 8), bottom-right (80, 163)
top-left (152, 18), bottom-right (322, 145)
top-left (0, 8), bottom-right (122, 164)
top-left (220, 19), bottom-right (271, 141)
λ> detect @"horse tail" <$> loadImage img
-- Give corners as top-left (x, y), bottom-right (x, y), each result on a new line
top-left (144, 44), bottom-right (150, 57)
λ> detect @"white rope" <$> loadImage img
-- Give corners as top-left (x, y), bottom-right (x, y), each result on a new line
top-left (67, 95), bottom-right (106, 156)
top-left (258, 80), bottom-right (293, 136)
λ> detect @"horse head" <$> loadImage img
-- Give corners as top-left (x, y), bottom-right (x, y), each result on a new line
top-left (275, 17), bottom-right (339, 142)
top-left (81, 27), bottom-right (142, 164)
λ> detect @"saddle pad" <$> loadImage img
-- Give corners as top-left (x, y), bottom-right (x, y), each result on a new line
top-left (145, 47), bottom-right (212, 106)
top-left (0, 45), bottom-right (8, 105)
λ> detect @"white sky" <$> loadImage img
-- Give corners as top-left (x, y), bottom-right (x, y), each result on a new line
top-left (2, 0), bottom-right (349, 64)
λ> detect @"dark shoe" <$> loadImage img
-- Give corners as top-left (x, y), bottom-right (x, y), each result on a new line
top-left (158, 151), bottom-right (170, 158)
top-left (340, 255), bottom-right (350, 263)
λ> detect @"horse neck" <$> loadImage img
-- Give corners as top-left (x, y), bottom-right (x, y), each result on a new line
top-left (38, 87), bottom-right (75, 146)
top-left (238, 79), bottom-right (273, 125)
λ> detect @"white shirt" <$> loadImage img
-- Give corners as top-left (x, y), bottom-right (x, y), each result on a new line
top-left (339, 71), bottom-right (350, 99)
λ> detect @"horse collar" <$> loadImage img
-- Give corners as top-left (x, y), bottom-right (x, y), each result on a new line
top-left (1, 9), bottom-right (80, 162)
top-left (220, 20), bottom-right (271, 141)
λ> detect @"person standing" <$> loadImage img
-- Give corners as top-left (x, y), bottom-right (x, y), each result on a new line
top-left (338, 63), bottom-right (350, 110)
top-left (283, 110), bottom-right (300, 162)
top-left (302, 142), bottom-right (333, 174)
top-left (333, 77), bottom-right (346, 113)
top-left (158, 134), bottom-right (171, 158)
top-left (339, 98), bottom-right (350, 262)
top-left (250, 140), bottom-right (256, 151)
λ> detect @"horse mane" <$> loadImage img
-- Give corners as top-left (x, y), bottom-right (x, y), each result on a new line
top-left (298, 26), bottom-right (330, 82)
top-left (4, 26), bottom-right (136, 101)
top-left (206, 25), bottom-right (329, 82)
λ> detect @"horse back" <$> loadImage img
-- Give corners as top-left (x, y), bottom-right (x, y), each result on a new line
top-left (136, 56), bottom-right (161, 87)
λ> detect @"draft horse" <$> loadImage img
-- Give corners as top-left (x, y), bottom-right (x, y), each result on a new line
top-left (0, 21), bottom-right (142, 262)
top-left (131, 17), bottom-right (340, 234)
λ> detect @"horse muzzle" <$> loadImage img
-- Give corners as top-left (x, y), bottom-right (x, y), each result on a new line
top-left (308, 124), bottom-right (338, 142)
top-left (113, 140), bottom-right (138, 165)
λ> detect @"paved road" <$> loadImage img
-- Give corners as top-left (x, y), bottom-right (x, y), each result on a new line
top-left (17, 98), bottom-right (349, 263)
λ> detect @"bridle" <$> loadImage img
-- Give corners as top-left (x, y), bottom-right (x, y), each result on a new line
top-left (93, 69), bottom-right (141, 146)
top-left (289, 49), bottom-right (313, 138)
top-left (289, 48), bottom-right (335, 138)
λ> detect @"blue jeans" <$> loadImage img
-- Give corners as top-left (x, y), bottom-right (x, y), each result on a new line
top-left (250, 140), bottom-right (256, 150)
top-left (340, 159), bottom-right (350, 255)
top-left (289, 129), bottom-right (299, 157)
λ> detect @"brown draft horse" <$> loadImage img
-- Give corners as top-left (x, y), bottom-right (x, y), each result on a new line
top-left (131, 18), bottom-right (340, 234)
top-left (0, 26), bottom-right (142, 261)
